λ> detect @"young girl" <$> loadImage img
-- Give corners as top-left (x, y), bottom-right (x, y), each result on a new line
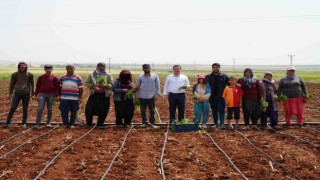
top-left (193, 74), bottom-right (211, 128)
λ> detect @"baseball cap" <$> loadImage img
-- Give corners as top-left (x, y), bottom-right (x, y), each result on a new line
top-left (142, 64), bottom-right (151, 69)
top-left (198, 74), bottom-right (205, 79)
top-left (287, 66), bottom-right (296, 71)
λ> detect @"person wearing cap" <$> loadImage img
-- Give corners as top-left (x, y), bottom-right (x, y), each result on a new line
top-left (222, 76), bottom-right (243, 130)
top-left (192, 74), bottom-right (211, 128)
top-left (205, 63), bottom-right (229, 129)
top-left (237, 68), bottom-right (262, 130)
top-left (136, 64), bottom-right (161, 127)
top-left (277, 66), bottom-right (308, 128)
top-left (34, 64), bottom-right (60, 128)
top-left (85, 62), bottom-right (114, 128)
top-left (260, 71), bottom-right (278, 128)
top-left (163, 65), bottom-right (190, 123)
top-left (59, 64), bottom-right (83, 128)
top-left (3, 61), bottom-right (34, 128)
top-left (113, 70), bottom-right (135, 127)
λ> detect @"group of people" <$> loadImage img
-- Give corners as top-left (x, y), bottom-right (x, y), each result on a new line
top-left (2, 61), bottom-right (309, 130)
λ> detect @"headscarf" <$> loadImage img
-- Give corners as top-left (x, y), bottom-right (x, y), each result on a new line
top-left (285, 66), bottom-right (296, 80)
top-left (263, 71), bottom-right (276, 95)
top-left (118, 70), bottom-right (132, 84)
top-left (91, 62), bottom-right (107, 85)
top-left (243, 68), bottom-right (259, 88)
top-left (17, 61), bottom-right (29, 76)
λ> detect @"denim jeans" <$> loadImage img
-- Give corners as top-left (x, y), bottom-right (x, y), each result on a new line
top-left (35, 93), bottom-right (54, 125)
top-left (139, 98), bottom-right (155, 124)
top-left (194, 101), bottom-right (209, 124)
top-left (59, 99), bottom-right (79, 126)
top-left (6, 92), bottom-right (30, 125)
top-left (209, 96), bottom-right (225, 126)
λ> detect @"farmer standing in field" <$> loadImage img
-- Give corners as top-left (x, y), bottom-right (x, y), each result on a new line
top-left (3, 61), bottom-right (34, 128)
top-left (113, 70), bottom-right (135, 128)
top-left (136, 64), bottom-right (161, 127)
top-left (163, 65), bottom-right (190, 123)
top-left (85, 62), bottom-right (113, 128)
top-left (237, 68), bottom-right (262, 130)
top-left (192, 74), bottom-right (211, 128)
top-left (277, 66), bottom-right (308, 128)
top-left (260, 71), bottom-right (279, 129)
top-left (205, 63), bottom-right (228, 129)
top-left (34, 64), bottom-right (60, 128)
top-left (59, 64), bottom-right (83, 128)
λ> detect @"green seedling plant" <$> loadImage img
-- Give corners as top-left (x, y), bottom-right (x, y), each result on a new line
top-left (97, 77), bottom-right (106, 84)
top-left (277, 95), bottom-right (287, 102)
top-left (261, 101), bottom-right (269, 112)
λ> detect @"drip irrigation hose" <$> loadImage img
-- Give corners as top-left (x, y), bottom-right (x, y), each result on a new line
top-left (236, 130), bottom-right (301, 180)
top-left (307, 127), bottom-right (320, 133)
top-left (0, 127), bottom-right (33, 144)
top-left (201, 128), bottom-right (248, 180)
top-left (34, 124), bottom-right (97, 180)
top-left (268, 125), bottom-right (318, 147)
top-left (160, 123), bottom-right (170, 180)
top-left (100, 124), bottom-right (134, 180)
top-left (0, 125), bottom-right (59, 160)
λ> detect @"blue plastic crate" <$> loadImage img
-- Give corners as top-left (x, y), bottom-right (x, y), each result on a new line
top-left (172, 123), bottom-right (199, 132)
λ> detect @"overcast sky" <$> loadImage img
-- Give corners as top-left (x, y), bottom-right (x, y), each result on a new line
top-left (0, 0), bottom-right (320, 65)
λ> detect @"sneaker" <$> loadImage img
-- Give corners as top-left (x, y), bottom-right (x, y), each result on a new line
top-left (228, 124), bottom-right (233, 130)
top-left (149, 124), bottom-right (159, 129)
top-left (283, 124), bottom-right (291, 129)
top-left (298, 125), bottom-right (305, 129)
top-left (211, 124), bottom-right (218, 128)
top-left (46, 124), bottom-right (52, 127)
top-left (34, 125), bottom-right (40, 129)
top-left (220, 125), bottom-right (227, 130)
top-left (21, 124), bottom-right (27, 128)
top-left (242, 126), bottom-right (249, 130)
top-left (139, 124), bottom-right (147, 127)
top-left (69, 125), bottom-right (75, 129)
top-left (97, 125), bottom-right (106, 129)
top-left (252, 125), bottom-right (261, 131)
top-left (2, 124), bottom-right (9, 128)
top-left (202, 124), bottom-right (207, 129)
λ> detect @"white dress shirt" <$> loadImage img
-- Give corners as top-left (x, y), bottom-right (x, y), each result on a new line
top-left (163, 74), bottom-right (190, 95)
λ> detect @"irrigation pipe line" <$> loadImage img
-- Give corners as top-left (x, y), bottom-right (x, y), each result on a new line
top-left (100, 124), bottom-right (134, 180)
top-left (0, 125), bottom-right (59, 160)
top-left (34, 124), bottom-right (97, 180)
top-left (201, 128), bottom-right (248, 180)
top-left (307, 127), bottom-right (320, 133)
top-left (0, 127), bottom-right (33, 144)
top-left (267, 125), bottom-right (318, 147)
top-left (235, 130), bottom-right (301, 180)
top-left (160, 123), bottom-right (170, 180)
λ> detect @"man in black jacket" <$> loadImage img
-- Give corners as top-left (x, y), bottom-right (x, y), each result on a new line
top-left (205, 63), bottom-right (228, 129)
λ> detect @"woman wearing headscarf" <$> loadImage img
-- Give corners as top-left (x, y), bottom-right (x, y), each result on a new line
top-left (85, 62), bottom-right (114, 128)
top-left (277, 66), bottom-right (308, 128)
top-left (113, 70), bottom-right (135, 127)
top-left (237, 68), bottom-right (262, 130)
top-left (260, 71), bottom-right (278, 128)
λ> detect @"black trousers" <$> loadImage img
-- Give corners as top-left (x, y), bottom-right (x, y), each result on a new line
top-left (114, 100), bottom-right (134, 125)
top-left (85, 93), bottom-right (110, 126)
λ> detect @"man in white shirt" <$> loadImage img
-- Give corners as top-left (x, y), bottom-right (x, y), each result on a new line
top-left (163, 65), bottom-right (190, 123)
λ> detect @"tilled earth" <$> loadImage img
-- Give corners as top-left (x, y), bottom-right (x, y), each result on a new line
top-left (0, 80), bottom-right (319, 179)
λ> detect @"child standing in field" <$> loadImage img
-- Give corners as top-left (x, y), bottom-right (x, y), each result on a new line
top-left (34, 64), bottom-right (60, 128)
top-left (222, 77), bottom-right (243, 130)
top-left (192, 74), bottom-right (211, 128)
top-left (260, 71), bottom-right (279, 128)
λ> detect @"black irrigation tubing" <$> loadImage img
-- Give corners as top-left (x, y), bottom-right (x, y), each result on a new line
top-left (307, 127), bottom-right (320, 133)
top-left (267, 125), bottom-right (318, 147)
top-left (34, 124), bottom-right (97, 180)
top-left (235, 130), bottom-right (301, 180)
top-left (0, 125), bottom-right (59, 160)
top-left (160, 123), bottom-right (170, 180)
top-left (0, 127), bottom-right (33, 144)
top-left (201, 128), bottom-right (248, 180)
top-left (100, 124), bottom-right (134, 180)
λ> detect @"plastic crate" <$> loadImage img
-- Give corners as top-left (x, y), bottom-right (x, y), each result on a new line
top-left (172, 123), bottom-right (199, 132)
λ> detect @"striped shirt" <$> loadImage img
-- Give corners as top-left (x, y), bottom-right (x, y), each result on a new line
top-left (60, 74), bottom-right (83, 100)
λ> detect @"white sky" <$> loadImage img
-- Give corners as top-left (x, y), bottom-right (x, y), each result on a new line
top-left (0, 0), bottom-right (320, 65)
